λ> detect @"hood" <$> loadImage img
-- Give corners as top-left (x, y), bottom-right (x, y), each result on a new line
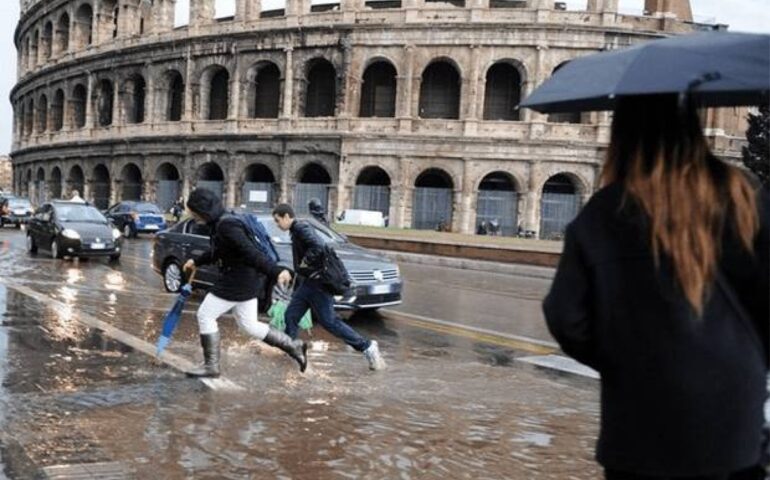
top-left (186, 188), bottom-right (225, 224)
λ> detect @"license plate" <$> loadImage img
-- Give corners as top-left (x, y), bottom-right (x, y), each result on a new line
top-left (91, 243), bottom-right (105, 249)
top-left (145, 225), bottom-right (159, 230)
top-left (370, 284), bottom-right (391, 295)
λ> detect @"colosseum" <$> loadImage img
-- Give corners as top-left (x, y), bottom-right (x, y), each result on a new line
top-left (10, 0), bottom-right (749, 239)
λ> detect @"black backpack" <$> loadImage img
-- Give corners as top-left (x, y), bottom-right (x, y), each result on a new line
top-left (312, 245), bottom-right (352, 295)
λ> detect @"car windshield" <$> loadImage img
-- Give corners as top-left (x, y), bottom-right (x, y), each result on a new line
top-left (55, 204), bottom-right (107, 223)
top-left (259, 217), bottom-right (346, 245)
top-left (9, 200), bottom-right (31, 208)
top-left (135, 203), bottom-right (161, 214)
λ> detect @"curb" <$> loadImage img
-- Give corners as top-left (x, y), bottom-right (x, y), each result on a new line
top-left (374, 249), bottom-right (556, 279)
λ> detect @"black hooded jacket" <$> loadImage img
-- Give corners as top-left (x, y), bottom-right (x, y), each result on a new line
top-left (187, 188), bottom-right (284, 302)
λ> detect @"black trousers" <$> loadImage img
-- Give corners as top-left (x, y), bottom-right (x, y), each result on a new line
top-left (605, 466), bottom-right (767, 480)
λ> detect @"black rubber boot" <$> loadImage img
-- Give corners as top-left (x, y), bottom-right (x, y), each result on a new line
top-left (263, 327), bottom-right (308, 373)
top-left (186, 332), bottom-right (221, 378)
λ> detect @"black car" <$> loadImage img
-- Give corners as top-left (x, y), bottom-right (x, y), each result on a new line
top-left (26, 201), bottom-right (123, 261)
top-left (152, 215), bottom-right (403, 311)
top-left (104, 201), bottom-right (168, 239)
top-left (1, 196), bottom-right (34, 228)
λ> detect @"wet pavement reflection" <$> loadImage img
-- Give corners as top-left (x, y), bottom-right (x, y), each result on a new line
top-left (0, 229), bottom-right (601, 478)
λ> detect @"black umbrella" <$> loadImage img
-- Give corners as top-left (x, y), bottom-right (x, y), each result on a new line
top-left (520, 31), bottom-right (770, 113)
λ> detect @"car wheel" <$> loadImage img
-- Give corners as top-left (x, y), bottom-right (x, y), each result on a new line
top-left (26, 234), bottom-right (37, 254)
top-left (123, 224), bottom-right (134, 239)
top-left (163, 260), bottom-right (183, 293)
top-left (109, 253), bottom-right (121, 262)
top-left (50, 239), bottom-right (61, 259)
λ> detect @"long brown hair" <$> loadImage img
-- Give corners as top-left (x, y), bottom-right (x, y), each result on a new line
top-left (601, 95), bottom-right (759, 314)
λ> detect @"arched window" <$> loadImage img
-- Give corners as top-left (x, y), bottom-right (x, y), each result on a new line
top-left (304, 60), bottom-right (337, 117)
top-left (249, 63), bottom-right (281, 118)
top-left (71, 84), bottom-right (87, 128)
top-left (74, 4), bottom-right (94, 48)
top-left (51, 89), bottom-right (65, 131)
top-left (30, 30), bottom-right (39, 68)
top-left (413, 169), bottom-right (454, 230)
top-left (294, 163), bottom-right (332, 214)
top-left (354, 166), bottom-right (391, 216)
top-left (196, 162), bottom-right (225, 200)
top-left (124, 75), bottom-right (146, 124)
top-left (120, 163), bottom-right (143, 201)
top-left (540, 174), bottom-right (581, 239)
top-left (419, 61), bottom-right (461, 119)
top-left (91, 164), bottom-right (111, 210)
top-left (67, 165), bottom-right (85, 198)
top-left (25, 98), bottom-right (34, 136)
top-left (203, 67), bottom-right (230, 120)
top-left (42, 22), bottom-right (53, 61)
top-left (97, 80), bottom-right (115, 127)
top-left (156, 163), bottom-right (181, 211)
top-left (242, 164), bottom-right (277, 208)
top-left (166, 71), bottom-right (185, 121)
top-left (56, 13), bottom-right (70, 55)
top-left (49, 167), bottom-right (63, 199)
top-left (477, 172), bottom-right (519, 236)
top-left (359, 61), bottom-right (397, 118)
top-left (36, 94), bottom-right (48, 133)
top-left (483, 62), bottom-right (522, 121)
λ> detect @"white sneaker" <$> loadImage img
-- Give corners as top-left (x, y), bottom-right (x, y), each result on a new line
top-left (363, 340), bottom-right (387, 371)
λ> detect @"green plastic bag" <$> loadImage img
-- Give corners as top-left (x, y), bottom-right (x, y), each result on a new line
top-left (268, 299), bottom-right (313, 332)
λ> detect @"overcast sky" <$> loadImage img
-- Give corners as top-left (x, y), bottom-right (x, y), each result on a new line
top-left (2, 0), bottom-right (768, 155)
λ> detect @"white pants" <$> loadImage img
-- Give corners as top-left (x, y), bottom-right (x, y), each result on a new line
top-left (197, 293), bottom-right (269, 340)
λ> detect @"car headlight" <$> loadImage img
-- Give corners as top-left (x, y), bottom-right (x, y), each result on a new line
top-left (112, 228), bottom-right (121, 240)
top-left (61, 229), bottom-right (80, 240)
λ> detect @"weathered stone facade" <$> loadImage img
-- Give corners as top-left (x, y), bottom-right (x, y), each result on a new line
top-left (0, 156), bottom-right (12, 192)
top-left (10, 0), bottom-right (747, 238)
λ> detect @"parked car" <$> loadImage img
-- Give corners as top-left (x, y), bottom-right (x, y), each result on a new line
top-left (105, 201), bottom-right (167, 238)
top-left (336, 209), bottom-right (386, 227)
top-left (26, 201), bottom-right (122, 261)
top-left (152, 215), bottom-right (403, 311)
top-left (1, 196), bottom-right (34, 228)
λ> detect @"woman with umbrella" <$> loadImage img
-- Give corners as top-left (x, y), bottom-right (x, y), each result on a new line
top-left (534, 32), bottom-right (769, 479)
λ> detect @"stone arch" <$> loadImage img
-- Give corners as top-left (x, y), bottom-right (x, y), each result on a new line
top-left (476, 171), bottom-right (520, 236)
top-left (35, 166), bottom-right (46, 204)
top-left (74, 3), bottom-right (94, 49)
top-left (155, 162), bottom-right (182, 211)
top-left (36, 93), bottom-right (48, 133)
top-left (120, 163), bottom-right (143, 201)
top-left (123, 74), bottom-right (146, 124)
top-left (70, 83), bottom-right (88, 128)
top-left (413, 168), bottom-right (454, 230)
top-left (539, 173), bottom-right (583, 240)
top-left (241, 164), bottom-right (277, 209)
top-left (91, 163), bottom-right (112, 210)
top-left (55, 12), bottom-right (70, 55)
top-left (42, 21), bottom-right (53, 61)
top-left (483, 61), bottom-right (524, 121)
top-left (67, 164), bottom-right (86, 198)
top-left (52, 89), bottom-right (65, 131)
top-left (49, 166), bottom-right (63, 199)
top-left (97, 78), bottom-right (115, 126)
top-left (23, 36), bottom-right (30, 72)
top-left (195, 162), bottom-right (225, 200)
top-left (304, 58), bottom-right (337, 117)
top-left (359, 60), bottom-right (397, 118)
top-left (246, 62), bottom-right (281, 119)
top-left (24, 169), bottom-right (32, 197)
top-left (30, 30), bottom-right (39, 68)
top-left (201, 65), bottom-right (230, 120)
top-left (294, 162), bottom-right (332, 214)
top-left (100, 0), bottom-right (119, 40)
top-left (163, 70), bottom-right (185, 121)
top-left (353, 166), bottom-right (391, 216)
top-left (547, 62), bottom-right (582, 124)
top-left (419, 60), bottom-right (461, 119)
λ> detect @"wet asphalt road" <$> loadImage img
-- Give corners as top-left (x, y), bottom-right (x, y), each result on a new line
top-left (0, 228), bottom-right (600, 479)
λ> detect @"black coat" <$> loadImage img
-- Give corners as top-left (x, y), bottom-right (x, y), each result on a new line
top-left (289, 220), bottom-right (324, 279)
top-left (187, 189), bottom-right (283, 302)
top-left (543, 182), bottom-right (770, 476)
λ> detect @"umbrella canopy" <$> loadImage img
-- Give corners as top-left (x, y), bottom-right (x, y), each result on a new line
top-left (520, 31), bottom-right (770, 113)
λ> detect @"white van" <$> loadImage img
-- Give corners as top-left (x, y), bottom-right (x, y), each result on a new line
top-left (336, 209), bottom-right (386, 227)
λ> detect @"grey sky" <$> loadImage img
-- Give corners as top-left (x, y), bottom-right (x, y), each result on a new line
top-left (2, 0), bottom-right (768, 154)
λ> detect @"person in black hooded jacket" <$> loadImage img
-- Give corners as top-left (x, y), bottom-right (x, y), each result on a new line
top-left (182, 188), bottom-right (308, 377)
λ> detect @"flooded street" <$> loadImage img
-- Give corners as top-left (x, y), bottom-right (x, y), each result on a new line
top-left (0, 228), bottom-right (601, 478)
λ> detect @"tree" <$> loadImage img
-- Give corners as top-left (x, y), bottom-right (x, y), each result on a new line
top-left (742, 104), bottom-right (769, 188)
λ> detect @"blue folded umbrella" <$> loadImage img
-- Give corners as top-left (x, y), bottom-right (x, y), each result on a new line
top-left (156, 274), bottom-right (195, 357)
